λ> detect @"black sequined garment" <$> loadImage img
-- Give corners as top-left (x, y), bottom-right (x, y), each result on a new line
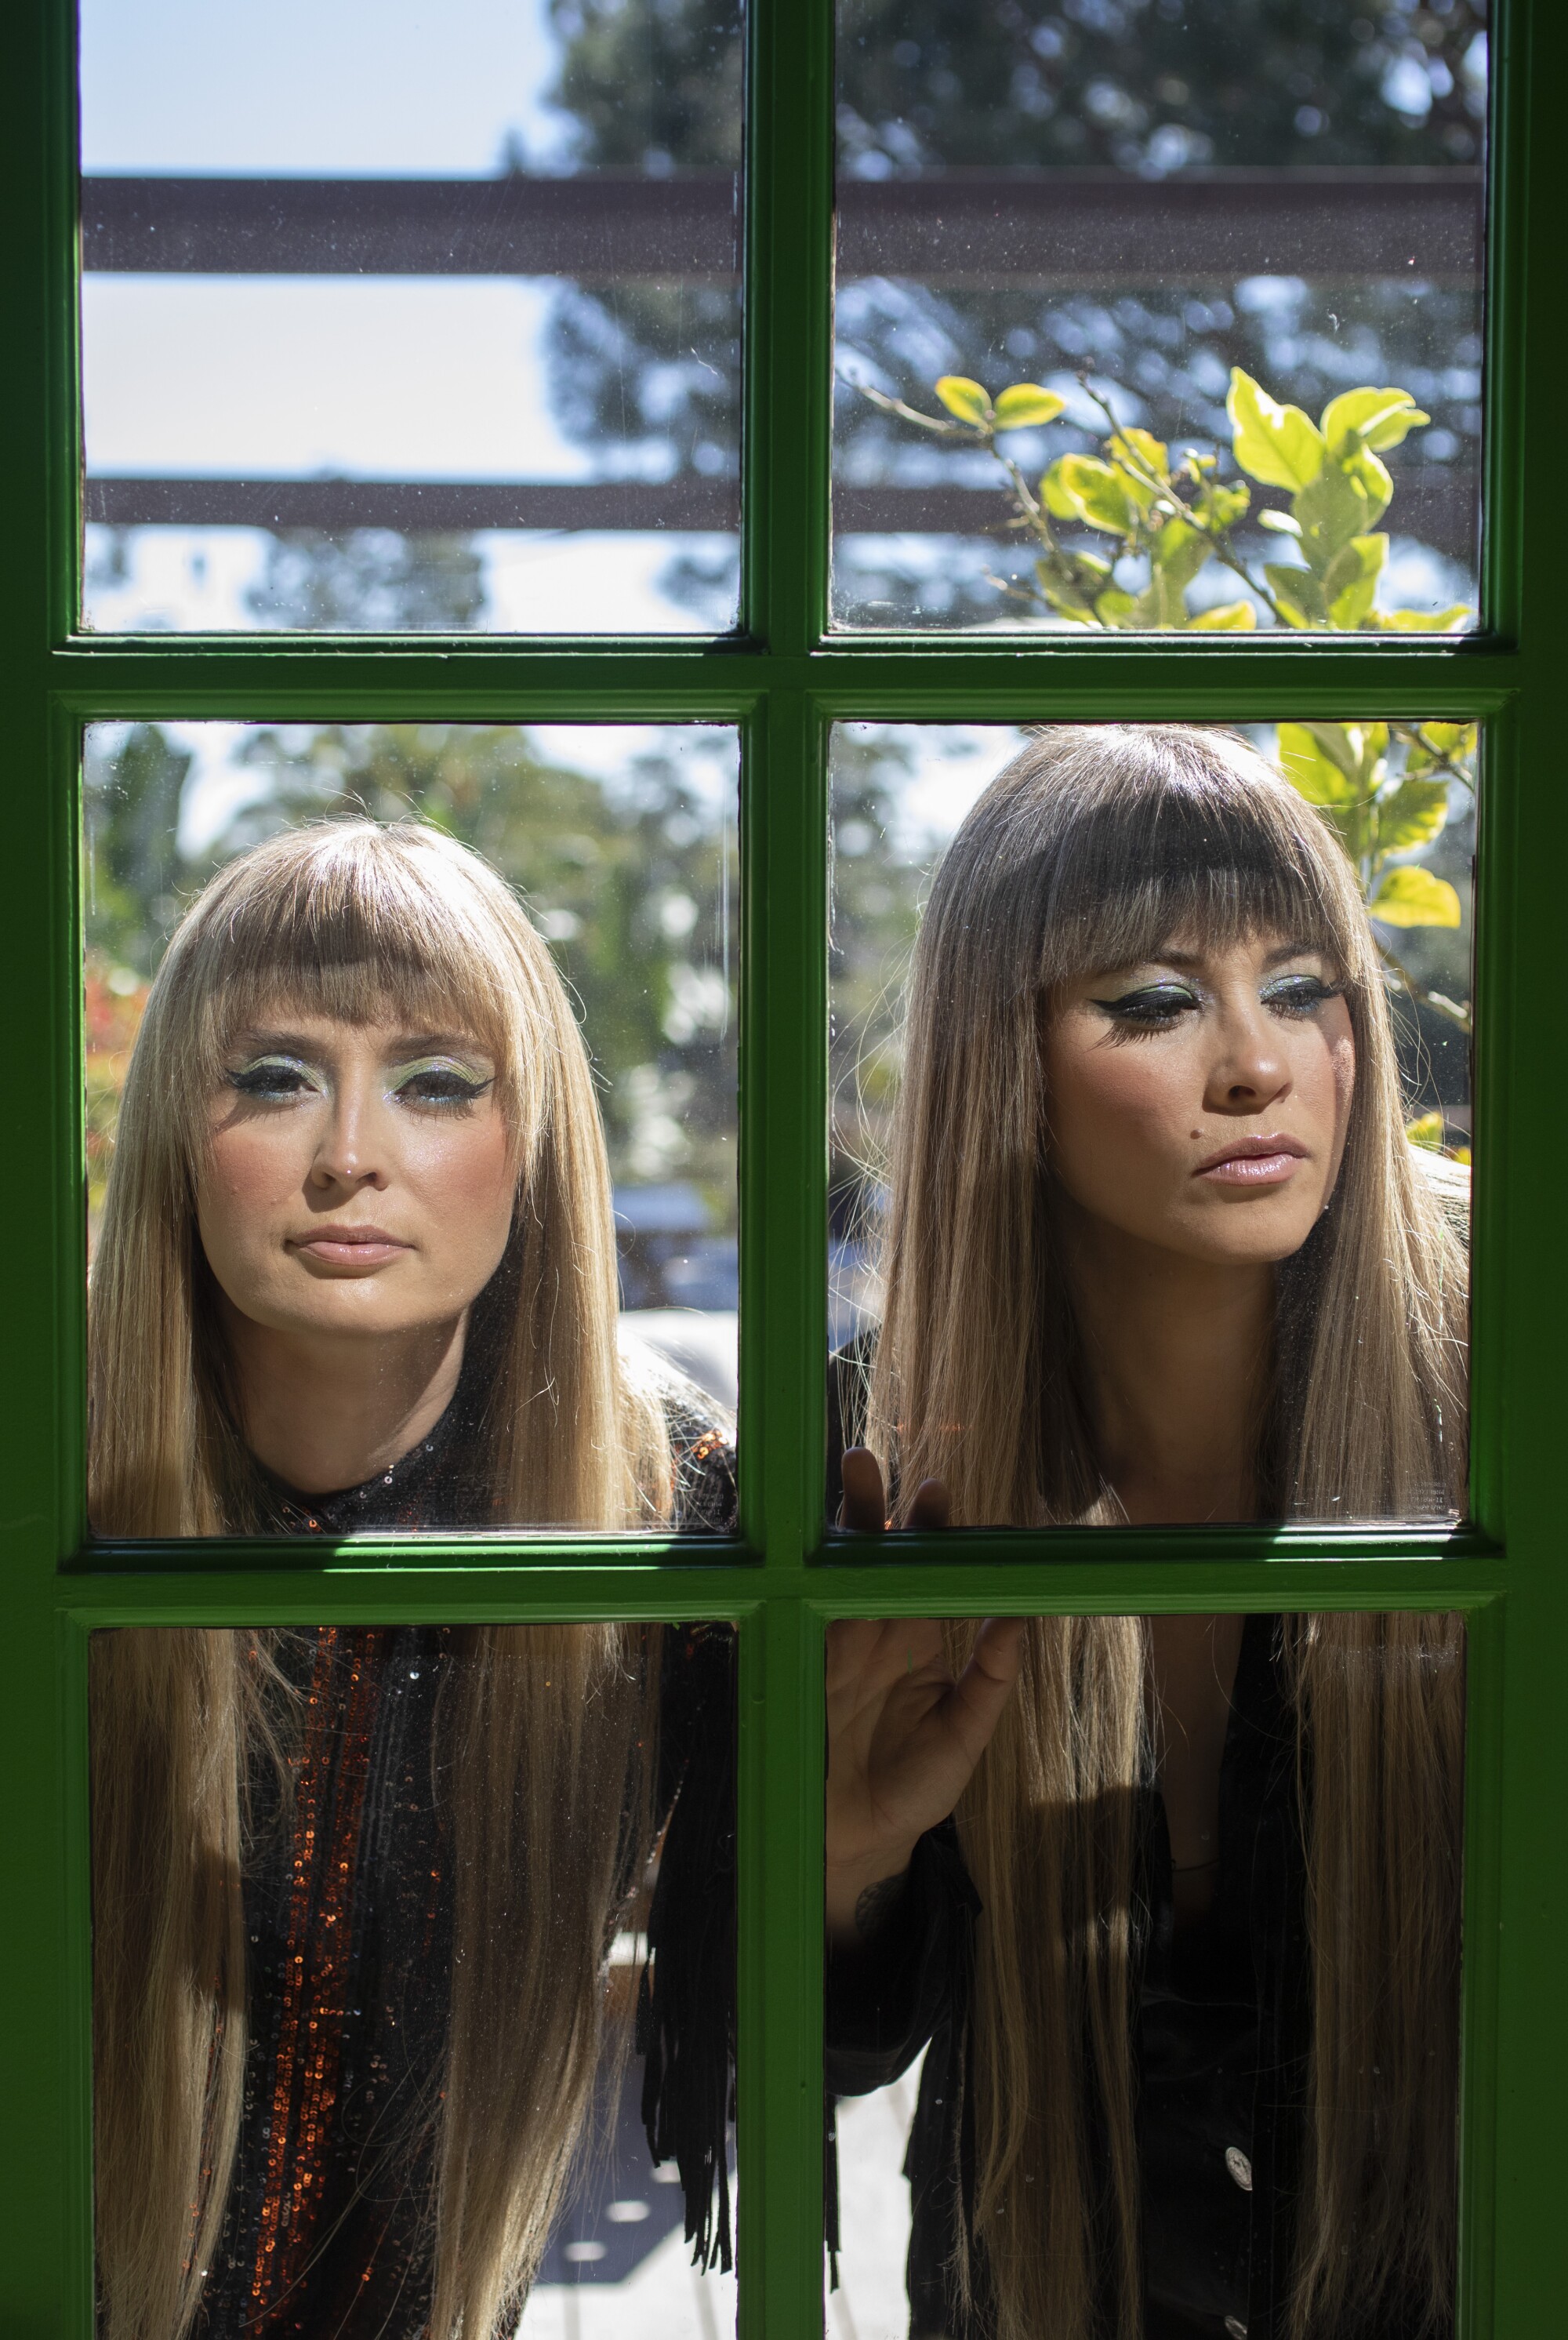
top-left (188, 1372), bottom-right (737, 2340)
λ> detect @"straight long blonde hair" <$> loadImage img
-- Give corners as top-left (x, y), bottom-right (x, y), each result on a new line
top-left (89, 822), bottom-right (673, 2340)
top-left (864, 728), bottom-right (1468, 2340)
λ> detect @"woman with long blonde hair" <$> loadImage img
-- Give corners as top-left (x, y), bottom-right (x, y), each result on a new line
top-left (823, 726), bottom-right (1468, 2340)
top-left (89, 821), bottom-right (736, 2340)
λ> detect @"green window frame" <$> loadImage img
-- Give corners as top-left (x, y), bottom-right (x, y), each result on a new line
top-left (2, 0), bottom-right (1564, 2330)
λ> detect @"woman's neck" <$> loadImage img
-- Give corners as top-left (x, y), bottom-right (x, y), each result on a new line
top-left (1060, 1204), bottom-right (1275, 1526)
top-left (219, 1299), bottom-right (469, 1495)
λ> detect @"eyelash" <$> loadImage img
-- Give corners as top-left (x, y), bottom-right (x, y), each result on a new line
top-left (227, 1057), bottom-right (319, 1100)
top-left (1093, 976), bottom-right (1345, 1034)
top-left (394, 1065), bottom-right (492, 1110)
top-left (224, 1057), bottom-right (492, 1110)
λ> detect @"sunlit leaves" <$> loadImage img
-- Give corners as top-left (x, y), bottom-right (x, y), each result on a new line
top-left (1403, 721), bottom-right (1479, 775)
top-left (1187, 600), bottom-right (1256, 630)
top-left (1321, 387), bottom-right (1431, 456)
top-left (1376, 776), bottom-right (1450, 852)
top-left (877, 354), bottom-right (1475, 1037)
top-left (1227, 368), bottom-right (1325, 491)
top-left (1380, 606), bottom-right (1471, 632)
top-left (1278, 723), bottom-right (1370, 805)
top-left (1042, 454), bottom-right (1138, 534)
top-left (934, 375), bottom-right (993, 426)
top-left (933, 376), bottom-right (1069, 432)
top-left (1370, 866), bottom-right (1464, 928)
top-left (992, 383), bottom-right (1067, 430)
top-left (1324, 533), bottom-right (1388, 629)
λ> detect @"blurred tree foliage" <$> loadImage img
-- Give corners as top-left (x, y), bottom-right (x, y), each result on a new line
top-left (539, 0), bottom-right (1485, 624)
top-left (245, 532), bottom-right (488, 632)
top-left (83, 725), bottom-right (738, 1226)
top-left (834, 0), bottom-right (1486, 171)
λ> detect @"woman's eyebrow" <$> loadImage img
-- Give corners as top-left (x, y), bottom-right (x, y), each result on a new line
top-left (225, 1027), bottom-right (315, 1055)
top-left (1261, 939), bottom-right (1322, 968)
top-left (383, 1031), bottom-right (492, 1059)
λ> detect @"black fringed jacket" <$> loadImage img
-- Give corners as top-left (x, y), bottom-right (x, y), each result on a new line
top-left (186, 1381), bottom-right (738, 2340)
top-left (826, 1611), bottom-right (1449, 2340)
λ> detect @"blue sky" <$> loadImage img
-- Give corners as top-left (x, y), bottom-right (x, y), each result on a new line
top-left (81, 0), bottom-right (565, 176)
top-left (79, 0), bottom-right (726, 630)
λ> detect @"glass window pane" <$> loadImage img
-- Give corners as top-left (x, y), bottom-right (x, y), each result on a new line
top-left (85, 723), bottom-right (738, 1535)
top-left (825, 1611), bottom-right (1465, 2337)
top-left (833, 1), bottom-right (1487, 633)
top-left (79, 0), bottom-right (742, 634)
top-left (829, 720), bottom-right (1473, 1527)
top-left (91, 1619), bottom-right (738, 2335)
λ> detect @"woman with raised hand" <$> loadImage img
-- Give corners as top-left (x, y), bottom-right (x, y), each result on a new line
top-left (89, 821), bottom-right (735, 2340)
top-left (826, 726), bottom-right (1467, 2340)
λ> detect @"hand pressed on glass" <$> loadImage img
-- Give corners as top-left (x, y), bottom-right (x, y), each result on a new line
top-left (823, 1597), bottom-right (1023, 1945)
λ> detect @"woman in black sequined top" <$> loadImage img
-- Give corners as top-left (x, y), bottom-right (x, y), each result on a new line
top-left (88, 821), bottom-right (739, 2340)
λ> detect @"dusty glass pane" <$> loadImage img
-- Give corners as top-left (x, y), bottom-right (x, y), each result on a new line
top-left (92, 1620), bottom-right (738, 2336)
top-left (78, 0), bottom-right (742, 634)
top-left (833, 1), bottom-right (1486, 632)
top-left (824, 1611), bottom-right (1465, 2338)
top-left (829, 721), bottom-right (1472, 1526)
top-left (85, 723), bottom-right (738, 1535)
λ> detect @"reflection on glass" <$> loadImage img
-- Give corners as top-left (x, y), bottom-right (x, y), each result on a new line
top-left (829, 721), bottom-right (1472, 1527)
top-left (79, 0), bottom-right (742, 633)
top-left (85, 724), bottom-right (738, 1534)
top-left (833, 0), bottom-right (1486, 630)
top-left (92, 1621), bottom-right (737, 2340)
top-left (825, 1611), bottom-right (1465, 2340)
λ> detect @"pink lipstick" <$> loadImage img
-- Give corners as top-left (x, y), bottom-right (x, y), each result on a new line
top-left (1194, 1134), bottom-right (1309, 1188)
top-left (291, 1226), bottom-right (411, 1266)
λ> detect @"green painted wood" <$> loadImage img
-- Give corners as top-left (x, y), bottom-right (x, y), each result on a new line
top-left (43, 640), bottom-right (1521, 718)
top-left (2, 0), bottom-right (1564, 2331)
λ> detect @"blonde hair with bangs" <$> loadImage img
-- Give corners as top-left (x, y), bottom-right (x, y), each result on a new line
top-left (90, 821), bottom-right (673, 2340)
top-left (864, 727), bottom-right (1468, 2338)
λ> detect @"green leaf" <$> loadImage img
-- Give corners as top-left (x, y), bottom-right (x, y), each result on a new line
top-left (1094, 587), bottom-right (1141, 627)
top-left (934, 375), bottom-right (993, 427)
top-left (1263, 563), bottom-right (1322, 627)
top-left (1041, 453), bottom-right (1138, 534)
top-left (1188, 599), bottom-right (1257, 630)
top-left (1195, 480), bottom-right (1250, 531)
top-left (992, 382), bottom-right (1066, 430)
top-left (1402, 721), bottom-right (1478, 776)
top-left (1370, 866), bottom-right (1463, 928)
top-left (1308, 721), bottom-right (1387, 788)
top-left (1258, 508), bottom-right (1301, 535)
top-left (1324, 532), bottom-right (1388, 629)
top-left (1405, 1110), bottom-right (1446, 1151)
top-left (1104, 424), bottom-right (1171, 511)
top-left (1227, 368), bottom-right (1325, 491)
top-left (1416, 721), bottom-right (1475, 755)
top-left (1375, 776), bottom-right (1450, 853)
top-left (1294, 456), bottom-right (1390, 566)
top-left (1110, 424), bottom-right (1168, 469)
top-left (1034, 560), bottom-right (1099, 623)
top-left (1149, 514), bottom-right (1213, 594)
top-left (1378, 606), bottom-right (1472, 633)
top-left (1321, 386), bottom-right (1431, 456)
top-left (1279, 722), bottom-right (1361, 805)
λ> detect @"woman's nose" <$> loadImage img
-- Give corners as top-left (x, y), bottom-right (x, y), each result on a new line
top-left (1203, 1005), bottom-right (1290, 1112)
top-left (308, 1083), bottom-right (390, 1190)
